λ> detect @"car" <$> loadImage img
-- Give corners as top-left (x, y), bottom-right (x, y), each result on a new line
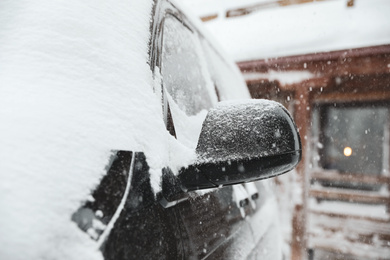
top-left (0, 0), bottom-right (301, 259)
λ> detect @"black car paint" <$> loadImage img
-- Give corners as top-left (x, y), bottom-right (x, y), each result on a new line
top-left (102, 152), bottom-right (183, 260)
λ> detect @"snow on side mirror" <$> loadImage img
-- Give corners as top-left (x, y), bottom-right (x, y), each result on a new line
top-left (179, 99), bottom-right (302, 191)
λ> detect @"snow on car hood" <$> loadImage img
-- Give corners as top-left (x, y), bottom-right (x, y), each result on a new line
top-left (0, 0), bottom-right (171, 259)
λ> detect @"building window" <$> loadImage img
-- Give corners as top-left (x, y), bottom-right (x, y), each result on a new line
top-left (312, 102), bottom-right (389, 190)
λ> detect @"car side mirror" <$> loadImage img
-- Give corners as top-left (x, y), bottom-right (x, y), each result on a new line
top-left (178, 99), bottom-right (301, 191)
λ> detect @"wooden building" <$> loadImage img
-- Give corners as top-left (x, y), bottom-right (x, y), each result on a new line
top-left (237, 44), bottom-right (390, 259)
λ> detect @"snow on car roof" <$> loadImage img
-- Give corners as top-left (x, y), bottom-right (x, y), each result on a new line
top-left (186, 0), bottom-right (390, 61)
top-left (0, 1), bottom-right (168, 259)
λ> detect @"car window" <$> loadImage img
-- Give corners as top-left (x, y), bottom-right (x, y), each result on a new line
top-left (161, 14), bottom-right (217, 148)
top-left (161, 15), bottom-right (216, 116)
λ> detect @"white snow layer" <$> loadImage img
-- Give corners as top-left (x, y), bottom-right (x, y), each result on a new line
top-left (0, 1), bottom-right (164, 259)
top-left (182, 0), bottom-right (272, 17)
top-left (202, 0), bottom-right (390, 61)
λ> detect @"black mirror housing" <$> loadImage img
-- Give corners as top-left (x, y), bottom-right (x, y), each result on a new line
top-left (179, 99), bottom-right (301, 191)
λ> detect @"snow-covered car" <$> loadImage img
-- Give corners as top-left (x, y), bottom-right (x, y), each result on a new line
top-left (0, 0), bottom-right (301, 259)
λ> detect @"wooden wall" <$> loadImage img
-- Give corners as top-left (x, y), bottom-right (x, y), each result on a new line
top-left (238, 44), bottom-right (390, 260)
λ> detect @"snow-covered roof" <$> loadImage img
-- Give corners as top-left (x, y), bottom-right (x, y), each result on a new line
top-left (182, 0), bottom-right (273, 17)
top-left (184, 0), bottom-right (390, 61)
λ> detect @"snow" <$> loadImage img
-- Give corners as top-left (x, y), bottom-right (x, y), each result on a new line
top-left (197, 0), bottom-right (390, 61)
top-left (167, 92), bottom-right (208, 149)
top-left (0, 0), bottom-right (168, 259)
top-left (182, 0), bottom-right (272, 17)
top-left (243, 70), bottom-right (316, 85)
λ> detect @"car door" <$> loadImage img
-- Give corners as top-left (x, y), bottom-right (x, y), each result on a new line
top-left (158, 9), bottom-right (256, 259)
top-left (71, 151), bottom-right (184, 260)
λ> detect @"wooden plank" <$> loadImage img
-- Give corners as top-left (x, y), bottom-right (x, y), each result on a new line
top-left (308, 211), bottom-right (390, 258)
top-left (226, 0), bottom-right (330, 18)
top-left (226, 1), bottom-right (280, 18)
top-left (309, 188), bottom-right (390, 204)
top-left (310, 210), bottom-right (390, 224)
top-left (308, 243), bottom-right (390, 259)
top-left (237, 45), bottom-right (390, 72)
top-left (313, 88), bottom-right (390, 103)
top-left (311, 170), bottom-right (390, 185)
top-left (200, 14), bottom-right (218, 22)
